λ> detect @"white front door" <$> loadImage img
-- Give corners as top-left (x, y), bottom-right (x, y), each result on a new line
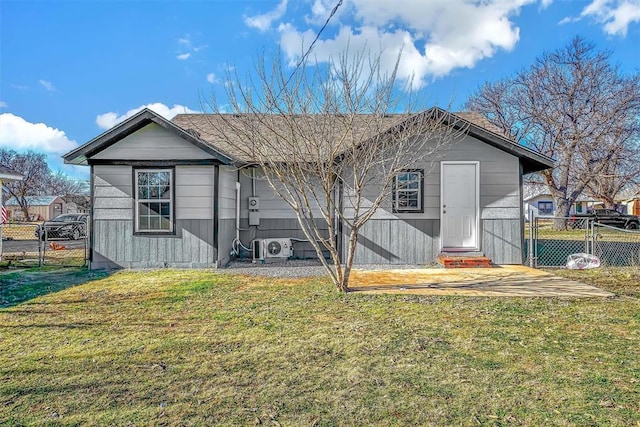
top-left (441, 162), bottom-right (479, 251)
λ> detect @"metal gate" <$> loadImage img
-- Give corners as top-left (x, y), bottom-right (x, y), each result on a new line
top-left (1, 222), bottom-right (88, 267)
top-left (526, 216), bottom-right (640, 267)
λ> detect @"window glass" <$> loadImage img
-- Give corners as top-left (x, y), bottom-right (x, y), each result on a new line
top-left (135, 169), bottom-right (172, 232)
top-left (394, 170), bottom-right (423, 212)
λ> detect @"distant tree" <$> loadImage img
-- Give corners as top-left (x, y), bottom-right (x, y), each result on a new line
top-left (0, 149), bottom-right (50, 219)
top-left (0, 149), bottom-right (86, 220)
top-left (201, 49), bottom-right (465, 292)
top-left (466, 36), bottom-right (640, 228)
top-left (45, 170), bottom-right (89, 196)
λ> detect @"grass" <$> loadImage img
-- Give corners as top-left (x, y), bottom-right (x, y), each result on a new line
top-left (1, 268), bottom-right (639, 425)
top-left (549, 267), bottom-right (640, 298)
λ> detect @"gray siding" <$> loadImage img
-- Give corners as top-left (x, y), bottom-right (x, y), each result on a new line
top-left (239, 218), bottom-right (329, 259)
top-left (93, 165), bottom-right (132, 220)
top-left (92, 123), bottom-right (215, 160)
top-left (482, 219), bottom-right (523, 264)
top-left (345, 220), bottom-right (440, 264)
top-left (218, 219), bottom-right (236, 266)
top-left (175, 166), bottom-right (214, 220)
top-left (342, 134), bottom-right (523, 264)
top-left (91, 219), bottom-right (216, 269)
top-left (91, 164), bottom-right (218, 269)
top-left (218, 166), bottom-right (237, 220)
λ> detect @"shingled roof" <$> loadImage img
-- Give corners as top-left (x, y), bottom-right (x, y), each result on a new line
top-left (172, 108), bottom-right (553, 173)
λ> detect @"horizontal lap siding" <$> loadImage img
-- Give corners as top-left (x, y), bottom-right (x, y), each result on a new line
top-left (175, 166), bottom-right (214, 220)
top-left (91, 123), bottom-right (215, 160)
top-left (94, 165), bottom-right (132, 220)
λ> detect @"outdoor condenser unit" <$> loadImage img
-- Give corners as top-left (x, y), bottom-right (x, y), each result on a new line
top-left (252, 238), bottom-right (292, 262)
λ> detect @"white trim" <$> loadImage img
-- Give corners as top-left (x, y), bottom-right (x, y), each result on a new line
top-left (134, 168), bottom-right (174, 233)
top-left (440, 161), bottom-right (480, 252)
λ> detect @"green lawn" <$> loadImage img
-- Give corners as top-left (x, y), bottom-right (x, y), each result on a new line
top-left (1, 268), bottom-right (639, 426)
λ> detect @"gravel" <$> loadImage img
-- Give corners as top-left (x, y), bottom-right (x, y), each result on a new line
top-left (221, 259), bottom-right (434, 278)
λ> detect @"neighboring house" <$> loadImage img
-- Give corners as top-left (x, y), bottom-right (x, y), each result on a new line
top-left (63, 108), bottom-right (553, 270)
top-left (64, 194), bottom-right (91, 214)
top-left (523, 184), bottom-right (598, 220)
top-left (618, 186), bottom-right (640, 216)
top-left (4, 196), bottom-right (67, 221)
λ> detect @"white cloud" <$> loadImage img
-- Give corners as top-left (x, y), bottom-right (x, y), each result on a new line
top-left (176, 53), bottom-right (191, 60)
top-left (244, 0), bottom-right (288, 32)
top-left (575, 0), bottom-right (640, 36)
top-left (276, 0), bottom-right (538, 88)
top-left (95, 103), bottom-right (199, 130)
top-left (0, 101), bottom-right (7, 108)
top-left (39, 80), bottom-right (56, 91)
top-left (0, 113), bottom-right (78, 155)
top-left (206, 73), bottom-right (219, 84)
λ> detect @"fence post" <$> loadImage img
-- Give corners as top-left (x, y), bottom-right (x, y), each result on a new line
top-left (529, 212), bottom-right (536, 268)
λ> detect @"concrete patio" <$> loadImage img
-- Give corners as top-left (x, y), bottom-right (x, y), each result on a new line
top-left (348, 265), bottom-right (615, 297)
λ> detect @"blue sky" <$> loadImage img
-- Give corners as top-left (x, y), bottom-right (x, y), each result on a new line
top-left (1, 0), bottom-right (639, 180)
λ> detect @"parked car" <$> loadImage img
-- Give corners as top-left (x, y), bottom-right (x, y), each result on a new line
top-left (569, 209), bottom-right (640, 230)
top-left (35, 213), bottom-right (89, 240)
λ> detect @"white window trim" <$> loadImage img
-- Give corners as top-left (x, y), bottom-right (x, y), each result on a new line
top-left (134, 168), bottom-right (174, 233)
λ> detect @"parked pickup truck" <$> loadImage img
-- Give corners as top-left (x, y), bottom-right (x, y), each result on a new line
top-left (569, 209), bottom-right (640, 230)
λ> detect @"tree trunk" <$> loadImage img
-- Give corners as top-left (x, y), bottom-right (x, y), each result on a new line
top-left (553, 198), bottom-right (571, 230)
top-left (21, 206), bottom-right (30, 222)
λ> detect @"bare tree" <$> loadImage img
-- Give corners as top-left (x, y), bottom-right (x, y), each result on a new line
top-left (0, 149), bottom-right (50, 219)
top-left (199, 49), bottom-right (465, 292)
top-left (45, 170), bottom-right (89, 196)
top-left (466, 36), bottom-right (640, 227)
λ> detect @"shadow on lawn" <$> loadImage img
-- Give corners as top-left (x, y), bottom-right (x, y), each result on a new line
top-left (0, 267), bottom-right (110, 308)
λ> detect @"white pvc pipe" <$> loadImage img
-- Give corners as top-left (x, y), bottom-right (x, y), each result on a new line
top-left (235, 181), bottom-right (241, 244)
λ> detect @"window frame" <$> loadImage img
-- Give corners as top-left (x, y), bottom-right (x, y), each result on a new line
top-left (392, 169), bottom-right (424, 213)
top-left (133, 167), bottom-right (175, 235)
top-left (538, 201), bottom-right (554, 216)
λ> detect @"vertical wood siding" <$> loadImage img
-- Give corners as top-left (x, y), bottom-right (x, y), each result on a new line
top-left (91, 219), bottom-right (216, 269)
top-left (345, 219), bottom-right (440, 264)
top-left (482, 219), bottom-right (523, 264)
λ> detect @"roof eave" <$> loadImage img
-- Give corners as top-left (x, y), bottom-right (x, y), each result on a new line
top-left (63, 108), bottom-right (236, 166)
top-left (436, 108), bottom-right (554, 174)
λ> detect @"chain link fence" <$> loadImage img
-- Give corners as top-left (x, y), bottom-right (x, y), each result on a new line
top-left (526, 216), bottom-right (640, 268)
top-left (593, 223), bottom-right (640, 267)
top-left (1, 221), bottom-right (88, 268)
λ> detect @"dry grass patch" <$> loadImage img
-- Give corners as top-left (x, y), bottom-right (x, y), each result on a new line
top-left (1, 268), bottom-right (639, 425)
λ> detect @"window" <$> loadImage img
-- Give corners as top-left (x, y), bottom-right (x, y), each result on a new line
top-left (538, 201), bottom-right (553, 215)
top-left (135, 169), bottom-right (173, 233)
top-left (393, 170), bottom-right (423, 213)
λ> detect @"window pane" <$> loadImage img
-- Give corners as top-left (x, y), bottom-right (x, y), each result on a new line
top-left (150, 217), bottom-right (160, 230)
top-left (160, 203), bottom-right (170, 216)
top-left (138, 172), bottom-right (149, 185)
top-left (139, 216), bottom-right (149, 230)
top-left (160, 217), bottom-right (171, 230)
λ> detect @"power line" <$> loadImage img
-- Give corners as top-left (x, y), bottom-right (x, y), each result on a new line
top-left (284, 0), bottom-right (343, 89)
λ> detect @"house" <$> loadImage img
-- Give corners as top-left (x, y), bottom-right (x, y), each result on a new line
top-left (523, 184), bottom-right (598, 220)
top-left (63, 108), bottom-right (553, 269)
top-left (618, 186), bottom-right (640, 216)
top-left (3, 195), bottom-right (67, 221)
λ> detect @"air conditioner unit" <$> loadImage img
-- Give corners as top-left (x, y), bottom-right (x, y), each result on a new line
top-left (252, 238), bottom-right (292, 262)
